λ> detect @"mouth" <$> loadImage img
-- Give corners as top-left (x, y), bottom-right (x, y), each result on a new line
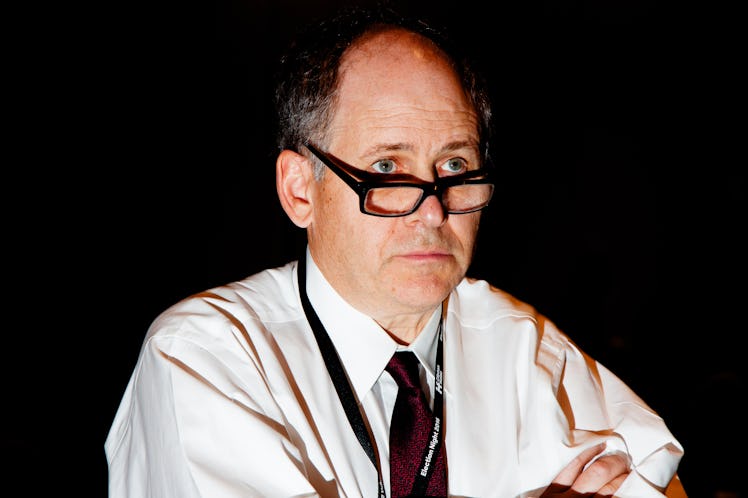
top-left (396, 249), bottom-right (451, 262)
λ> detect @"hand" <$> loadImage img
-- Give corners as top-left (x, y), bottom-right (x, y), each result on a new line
top-left (540, 443), bottom-right (630, 497)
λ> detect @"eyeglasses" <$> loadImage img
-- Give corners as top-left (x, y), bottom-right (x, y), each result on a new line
top-left (304, 143), bottom-right (495, 217)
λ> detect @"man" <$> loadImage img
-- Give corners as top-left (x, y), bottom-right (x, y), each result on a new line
top-left (105, 6), bottom-right (685, 497)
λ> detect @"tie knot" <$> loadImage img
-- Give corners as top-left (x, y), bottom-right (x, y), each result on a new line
top-left (386, 351), bottom-right (422, 390)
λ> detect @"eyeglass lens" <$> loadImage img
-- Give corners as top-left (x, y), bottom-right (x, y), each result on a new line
top-left (364, 183), bottom-right (493, 215)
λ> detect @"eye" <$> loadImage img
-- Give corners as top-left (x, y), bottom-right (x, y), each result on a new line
top-left (438, 157), bottom-right (468, 176)
top-left (371, 158), bottom-right (398, 174)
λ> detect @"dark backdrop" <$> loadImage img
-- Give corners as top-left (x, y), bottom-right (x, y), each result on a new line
top-left (10, 1), bottom-right (743, 497)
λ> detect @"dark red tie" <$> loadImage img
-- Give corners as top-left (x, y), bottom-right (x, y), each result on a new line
top-left (386, 351), bottom-right (447, 498)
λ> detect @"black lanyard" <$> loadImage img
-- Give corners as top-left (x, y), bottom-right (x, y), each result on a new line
top-left (296, 255), bottom-right (445, 498)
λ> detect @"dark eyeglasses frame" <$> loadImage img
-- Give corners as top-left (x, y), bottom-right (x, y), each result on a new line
top-left (304, 142), bottom-right (495, 217)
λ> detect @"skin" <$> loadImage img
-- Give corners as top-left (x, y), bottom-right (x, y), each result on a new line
top-left (277, 27), bottom-right (631, 494)
top-left (543, 444), bottom-right (631, 497)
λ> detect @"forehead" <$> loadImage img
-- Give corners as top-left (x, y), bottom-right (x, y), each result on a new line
top-left (329, 29), bottom-right (479, 152)
top-left (339, 28), bottom-right (457, 93)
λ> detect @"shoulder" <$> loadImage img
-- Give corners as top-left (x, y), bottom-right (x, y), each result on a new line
top-left (449, 276), bottom-right (573, 355)
top-left (145, 260), bottom-right (304, 351)
top-left (450, 277), bottom-right (539, 325)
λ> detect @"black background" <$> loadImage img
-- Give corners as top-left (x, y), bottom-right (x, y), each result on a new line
top-left (8, 1), bottom-right (744, 497)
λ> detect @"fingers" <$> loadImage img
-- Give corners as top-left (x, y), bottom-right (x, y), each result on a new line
top-left (544, 444), bottom-right (630, 497)
top-left (571, 453), bottom-right (629, 494)
top-left (551, 443), bottom-right (606, 486)
top-left (595, 472), bottom-right (629, 496)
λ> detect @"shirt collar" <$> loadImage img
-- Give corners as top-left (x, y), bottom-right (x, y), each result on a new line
top-left (304, 249), bottom-right (442, 399)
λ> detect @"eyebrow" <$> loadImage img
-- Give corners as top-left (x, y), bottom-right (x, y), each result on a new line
top-left (360, 143), bottom-right (412, 157)
top-left (360, 140), bottom-right (479, 158)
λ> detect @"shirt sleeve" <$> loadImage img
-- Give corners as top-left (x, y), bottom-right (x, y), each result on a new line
top-left (554, 336), bottom-right (684, 497)
top-left (105, 332), bottom-right (320, 498)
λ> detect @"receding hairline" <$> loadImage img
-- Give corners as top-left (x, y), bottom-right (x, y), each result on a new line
top-left (341, 25), bottom-right (452, 69)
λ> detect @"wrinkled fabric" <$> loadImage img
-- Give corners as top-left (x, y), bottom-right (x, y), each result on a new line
top-left (105, 249), bottom-right (683, 497)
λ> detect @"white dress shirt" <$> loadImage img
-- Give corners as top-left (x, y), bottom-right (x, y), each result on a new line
top-left (105, 249), bottom-right (684, 497)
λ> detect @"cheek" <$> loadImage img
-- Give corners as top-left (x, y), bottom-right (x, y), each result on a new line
top-left (314, 181), bottom-right (372, 249)
top-left (453, 214), bottom-right (482, 255)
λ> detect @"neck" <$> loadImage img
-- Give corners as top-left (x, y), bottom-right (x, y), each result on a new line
top-left (376, 306), bottom-right (441, 345)
top-left (383, 327), bottom-right (420, 345)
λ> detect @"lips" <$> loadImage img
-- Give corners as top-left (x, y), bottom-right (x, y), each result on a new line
top-left (397, 249), bottom-right (451, 261)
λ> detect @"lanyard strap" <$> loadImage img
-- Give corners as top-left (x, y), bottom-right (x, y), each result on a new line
top-left (297, 256), bottom-right (385, 498)
top-left (296, 255), bottom-right (445, 498)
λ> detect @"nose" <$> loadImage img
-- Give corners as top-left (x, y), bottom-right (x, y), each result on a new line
top-left (409, 192), bottom-right (447, 227)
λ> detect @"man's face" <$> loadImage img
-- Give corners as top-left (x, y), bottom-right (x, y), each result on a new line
top-left (306, 29), bottom-right (483, 325)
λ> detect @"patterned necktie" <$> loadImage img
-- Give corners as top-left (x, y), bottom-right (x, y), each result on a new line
top-left (386, 351), bottom-right (447, 498)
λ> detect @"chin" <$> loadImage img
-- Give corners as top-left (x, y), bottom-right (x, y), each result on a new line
top-left (395, 275), bottom-right (456, 307)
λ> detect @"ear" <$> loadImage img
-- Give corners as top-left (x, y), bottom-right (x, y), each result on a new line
top-left (276, 149), bottom-right (314, 228)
